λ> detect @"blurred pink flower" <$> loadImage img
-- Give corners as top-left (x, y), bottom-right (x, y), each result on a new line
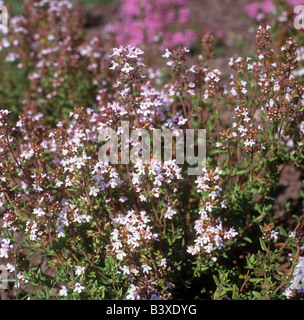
top-left (178, 7), bottom-right (191, 24)
top-left (110, 0), bottom-right (197, 49)
top-left (287, 0), bottom-right (304, 6)
top-left (120, 0), bottom-right (140, 16)
top-left (245, 0), bottom-right (303, 20)
top-left (245, 0), bottom-right (275, 19)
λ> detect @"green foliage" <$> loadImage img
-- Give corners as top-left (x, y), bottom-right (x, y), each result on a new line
top-left (1, 0), bottom-right (304, 301)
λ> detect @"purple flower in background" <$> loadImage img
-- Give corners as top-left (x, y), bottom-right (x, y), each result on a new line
top-left (245, 0), bottom-right (303, 21)
top-left (245, 0), bottom-right (275, 19)
top-left (109, 0), bottom-right (197, 49)
top-left (287, 0), bottom-right (304, 6)
top-left (120, 0), bottom-right (140, 16)
top-left (178, 7), bottom-right (191, 24)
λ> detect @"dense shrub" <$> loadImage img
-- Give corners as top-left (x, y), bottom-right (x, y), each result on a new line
top-left (0, 0), bottom-right (304, 300)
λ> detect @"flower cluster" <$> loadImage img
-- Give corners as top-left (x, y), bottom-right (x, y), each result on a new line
top-left (187, 168), bottom-right (237, 256)
top-left (107, 209), bottom-right (172, 299)
top-left (289, 257), bottom-right (304, 296)
top-left (131, 159), bottom-right (182, 202)
top-left (0, 238), bottom-right (13, 259)
top-left (107, 45), bottom-right (175, 130)
top-left (0, 0), bottom-right (304, 301)
top-left (260, 223), bottom-right (279, 242)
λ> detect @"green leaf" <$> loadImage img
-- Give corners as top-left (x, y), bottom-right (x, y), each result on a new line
top-left (292, 214), bottom-right (302, 223)
top-left (213, 275), bottom-right (220, 287)
top-left (277, 226), bottom-right (288, 237)
top-left (249, 278), bottom-right (263, 284)
top-left (232, 284), bottom-right (239, 300)
top-left (259, 238), bottom-right (267, 251)
top-left (243, 237), bottom-right (252, 244)
top-left (108, 255), bottom-right (115, 268)
top-left (254, 203), bottom-right (262, 213)
top-left (252, 291), bottom-right (263, 299)
top-left (265, 204), bottom-right (272, 211)
top-left (235, 169), bottom-right (246, 175)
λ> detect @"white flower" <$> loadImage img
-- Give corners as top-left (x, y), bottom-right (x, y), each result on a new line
top-left (17, 272), bottom-right (28, 283)
top-left (0, 238), bottom-right (13, 258)
top-left (270, 230), bottom-right (278, 240)
top-left (299, 121), bottom-right (304, 135)
top-left (162, 48), bottom-right (172, 58)
top-left (126, 284), bottom-right (139, 300)
top-left (109, 60), bottom-right (119, 70)
top-left (189, 65), bottom-right (197, 73)
top-left (283, 287), bottom-right (293, 299)
top-left (291, 274), bottom-right (304, 291)
top-left (164, 206), bottom-right (176, 219)
top-left (226, 227), bottom-right (238, 239)
top-left (121, 265), bottom-right (130, 275)
top-left (59, 286), bottom-right (68, 296)
top-left (112, 240), bottom-right (123, 251)
top-left (187, 246), bottom-right (198, 255)
top-left (73, 282), bottom-right (85, 294)
top-left (273, 83), bottom-right (280, 92)
top-left (6, 263), bottom-right (15, 273)
top-left (205, 202), bottom-right (213, 212)
top-left (241, 87), bottom-right (247, 95)
top-left (142, 264), bottom-right (152, 274)
top-left (21, 149), bottom-right (34, 160)
top-left (139, 194), bottom-right (147, 202)
top-left (33, 208), bottom-right (46, 217)
top-left (289, 258), bottom-right (304, 294)
top-left (110, 47), bottom-right (123, 57)
top-left (231, 87), bottom-right (237, 96)
top-left (244, 139), bottom-right (255, 147)
top-left (89, 186), bottom-right (99, 197)
top-left (75, 266), bottom-right (85, 276)
top-left (119, 196), bottom-right (128, 203)
top-left (167, 282), bottom-right (175, 289)
top-left (220, 200), bottom-right (227, 208)
top-left (228, 57), bottom-right (234, 66)
top-left (160, 258), bottom-right (167, 267)
top-left (116, 250), bottom-right (126, 260)
top-left (121, 63), bottom-right (134, 73)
